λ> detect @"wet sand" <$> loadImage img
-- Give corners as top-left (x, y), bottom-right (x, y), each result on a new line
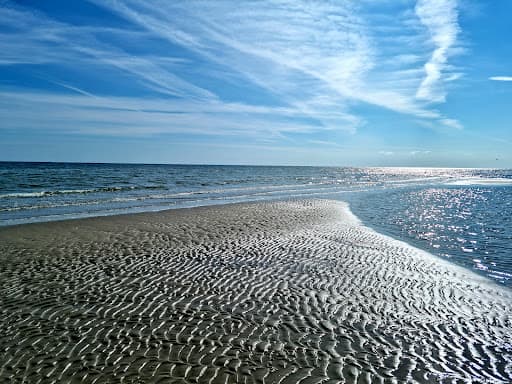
top-left (0, 199), bottom-right (511, 383)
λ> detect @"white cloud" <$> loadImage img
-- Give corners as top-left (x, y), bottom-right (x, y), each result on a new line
top-left (415, 0), bottom-right (460, 103)
top-left (0, 0), bottom-right (465, 137)
top-left (91, 0), bottom-right (463, 128)
top-left (410, 150), bottom-right (431, 156)
top-left (0, 90), bottom-right (355, 137)
top-left (440, 118), bottom-right (463, 130)
top-left (379, 151), bottom-right (395, 156)
top-left (489, 76), bottom-right (512, 81)
top-left (0, 5), bottom-right (216, 101)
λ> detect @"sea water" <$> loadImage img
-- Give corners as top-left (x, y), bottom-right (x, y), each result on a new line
top-left (1, 162), bottom-right (511, 286)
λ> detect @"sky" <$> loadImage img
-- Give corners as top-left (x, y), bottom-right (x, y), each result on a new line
top-left (0, 0), bottom-right (511, 167)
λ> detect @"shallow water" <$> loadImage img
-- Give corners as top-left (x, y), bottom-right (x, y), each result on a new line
top-left (1, 162), bottom-right (512, 286)
top-left (347, 185), bottom-right (512, 286)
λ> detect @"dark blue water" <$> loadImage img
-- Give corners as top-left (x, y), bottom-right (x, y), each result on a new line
top-left (1, 162), bottom-right (511, 286)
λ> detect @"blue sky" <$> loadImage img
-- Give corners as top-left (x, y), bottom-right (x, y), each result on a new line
top-left (0, 0), bottom-right (511, 167)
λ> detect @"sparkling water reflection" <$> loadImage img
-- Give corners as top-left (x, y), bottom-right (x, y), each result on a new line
top-left (348, 185), bottom-right (512, 286)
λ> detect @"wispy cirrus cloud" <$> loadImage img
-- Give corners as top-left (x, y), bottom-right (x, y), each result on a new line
top-left (0, 90), bottom-right (350, 138)
top-left (0, 2), bottom-right (362, 134)
top-left (90, 0), bottom-right (464, 129)
top-left (88, 0), bottom-right (371, 132)
top-left (0, 6), bottom-right (218, 102)
top-left (378, 150), bottom-right (432, 157)
top-left (410, 150), bottom-right (432, 156)
top-left (415, 0), bottom-right (461, 103)
top-left (489, 76), bottom-right (512, 81)
top-left (0, 0), bottom-right (465, 140)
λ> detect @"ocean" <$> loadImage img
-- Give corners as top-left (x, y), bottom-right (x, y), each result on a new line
top-left (1, 161), bottom-right (511, 286)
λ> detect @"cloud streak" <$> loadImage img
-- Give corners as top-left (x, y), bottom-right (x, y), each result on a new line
top-left (415, 0), bottom-right (460, 103)
top-left (489, 76), bottom-right (512, 81)
top-left (0, 90), bottom-right (355, 138)
top-left (90, 0), bottom-right (463, 129)
top-left (0, 0), bottom-right (465, 140)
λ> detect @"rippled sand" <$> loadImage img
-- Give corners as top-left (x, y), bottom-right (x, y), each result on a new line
top-left (0, 200), bottom-right (511, 383)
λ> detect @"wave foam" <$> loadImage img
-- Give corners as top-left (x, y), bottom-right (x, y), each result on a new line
top-left (445, 177), bottom-right (512, 186)
top-left (0, 185), bottom-right (165, 199)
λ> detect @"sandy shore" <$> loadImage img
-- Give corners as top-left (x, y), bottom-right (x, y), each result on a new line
top-left (0, 199), bottom-right (511, 383)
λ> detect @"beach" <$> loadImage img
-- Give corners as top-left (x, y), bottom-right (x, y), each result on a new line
top-left (0, 199), bottom-right (511, 383)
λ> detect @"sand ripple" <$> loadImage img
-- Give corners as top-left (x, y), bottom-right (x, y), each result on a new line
top-left (0, 200), bottom-right (511, 383)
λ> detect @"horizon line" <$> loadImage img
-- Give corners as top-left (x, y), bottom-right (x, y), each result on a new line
top-left (0, 160), bottom-right (506, 170)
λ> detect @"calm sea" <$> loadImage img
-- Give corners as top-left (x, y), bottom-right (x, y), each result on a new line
top-left (1, 162), bottom-right (511, 286)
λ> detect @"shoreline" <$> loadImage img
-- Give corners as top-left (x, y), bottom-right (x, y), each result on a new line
top-left (3, 197), bottom-right (508, 290)
top-left (1, 199), bottom-right (511, 382)
top-left (0, 198), bottom-right (303, 230)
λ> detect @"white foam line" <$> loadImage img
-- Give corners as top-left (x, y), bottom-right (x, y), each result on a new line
top-left (445, 177), bottom-right (512, 186)
top-left (340, 200), bottom-right (506, 290)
